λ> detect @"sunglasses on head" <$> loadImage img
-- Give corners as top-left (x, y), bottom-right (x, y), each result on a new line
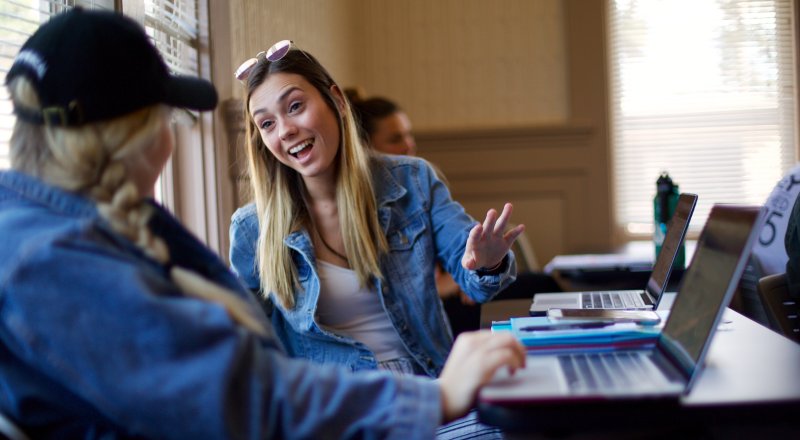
top-left (234, 39), bottom-right (296, 81)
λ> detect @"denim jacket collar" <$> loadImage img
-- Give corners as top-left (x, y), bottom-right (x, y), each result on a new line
top-left (0, 170), bottom-right (241, 290)
top-left (374, 159), bottom-right (407, 207)
top-left (374, 159), bottom-right (407, 232)
top-left (0, 170), bottom-right (98, 219)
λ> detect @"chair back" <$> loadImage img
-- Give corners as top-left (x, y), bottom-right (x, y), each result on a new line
top-left (509, 225), bottom-right (539, 272)
top-left (757, 272), bottom-right (800, 343)
top-left (732, 255), bottom-right (771, 327)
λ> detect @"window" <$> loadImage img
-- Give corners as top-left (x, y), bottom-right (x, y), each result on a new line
top-left (0, 1), bottom-right (114, 170)
top-left (144, 0), bottom-right (199, 78)
top-left (143, 0), bottom-right (221, 250)
top-left (608, 0), bottom-right (797, 236)
top-left (143, 0), bottom-right (203, 207)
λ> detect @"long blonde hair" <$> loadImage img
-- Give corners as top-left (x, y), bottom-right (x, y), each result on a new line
top-left (9, 76), bottom-right (266, 335)
top-left (243, 49), bottom-right (388, 309)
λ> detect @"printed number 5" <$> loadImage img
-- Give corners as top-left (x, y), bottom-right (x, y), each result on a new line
top-left (760, 210), bottom-right (784, 246)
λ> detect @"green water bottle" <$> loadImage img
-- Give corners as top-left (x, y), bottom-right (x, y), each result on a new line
top-left (653, 172), bottom-right (685, 269)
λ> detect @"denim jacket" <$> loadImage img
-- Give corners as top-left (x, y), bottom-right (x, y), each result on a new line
top-left (229, 155), bottom-right (517, 377)
top-left (0, 170), bottom-right (440, 439)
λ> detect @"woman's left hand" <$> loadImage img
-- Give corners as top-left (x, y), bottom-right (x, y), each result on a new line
top-left (461, 203), bottom-right (525, 271)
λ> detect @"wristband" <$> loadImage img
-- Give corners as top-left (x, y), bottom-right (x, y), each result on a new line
top-left (477, 257), bottom-right (506, 275)
top-left (480, 260), bottom-right (504, 272)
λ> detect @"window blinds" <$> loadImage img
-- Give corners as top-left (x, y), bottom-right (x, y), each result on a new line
top-left (0, 0), bottom-right (114, 170)
top-left (144, 0), bottom-right (200, 123)
top-left (144, 0), bottom-right (199, 77)
top-left (608, 0), bottom-right (797, 235)
top-left (0, 0), bottom-right (200, 171)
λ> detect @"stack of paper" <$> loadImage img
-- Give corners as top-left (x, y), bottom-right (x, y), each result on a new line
top-left (543, 253), bottom-right (653, 274)
top-left (492, 316), bottom-right (663, 353)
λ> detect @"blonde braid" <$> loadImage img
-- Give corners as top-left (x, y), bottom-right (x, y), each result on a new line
top-left (89, 106), bottom-right (171, 264)
top-left (8, 77), bottom-right (266, 336)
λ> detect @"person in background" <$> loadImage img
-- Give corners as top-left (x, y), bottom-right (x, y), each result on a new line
top-left (346, 87), bottom-right (417, 156)
top-left (0, 10), bottom-right (525, 439)
top-left (738, 163), bottom-right (800, 322)
top-left (752, 163), bottom-right (800, 277)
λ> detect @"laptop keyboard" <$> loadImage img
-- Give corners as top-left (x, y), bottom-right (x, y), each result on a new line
top-left (558, 352), bottom-right (652, 392)
top-left (582, 291), bottom-right (647, 309)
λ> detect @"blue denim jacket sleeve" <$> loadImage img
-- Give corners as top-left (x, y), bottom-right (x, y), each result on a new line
top-left (417, 158), bottom-right (517, 302)
top-left (229, 202), bottom-right (261, 292)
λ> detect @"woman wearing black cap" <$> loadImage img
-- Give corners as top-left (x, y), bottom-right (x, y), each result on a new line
top-left (0, 9), bottom-right (525, 439)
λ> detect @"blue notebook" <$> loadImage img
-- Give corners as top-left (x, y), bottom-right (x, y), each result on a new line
top-left (491, 315), bottom-right (664, 353)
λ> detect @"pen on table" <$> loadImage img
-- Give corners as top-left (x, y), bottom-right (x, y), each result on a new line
top-left (520, 322), bottom-right (615, 332)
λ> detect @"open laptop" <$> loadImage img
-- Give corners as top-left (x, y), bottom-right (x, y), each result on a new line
top-left (481, 204), bottom-right (765, 402)
top-left (529, 193), bottom-right (698, 315)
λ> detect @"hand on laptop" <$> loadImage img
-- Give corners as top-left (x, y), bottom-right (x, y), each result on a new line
top-left (438, 330), bottom-right (526, 423)
top-left (462, 203), bottom-right (525, 272)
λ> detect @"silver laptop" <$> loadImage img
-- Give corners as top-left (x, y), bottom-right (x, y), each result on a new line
top-left (530, 193), bottom-right (698, 314)
top-left (481, 204), bottom-right (765, 402)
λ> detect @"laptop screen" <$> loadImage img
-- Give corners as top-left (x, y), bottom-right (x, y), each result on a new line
top-left (659, 205), bottom-right (764, 387)
top-left (645, 193), bottom-right (698, 299)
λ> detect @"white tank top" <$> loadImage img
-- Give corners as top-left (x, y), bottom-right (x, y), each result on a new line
top-left (315, 260), bottom-right (408, 362)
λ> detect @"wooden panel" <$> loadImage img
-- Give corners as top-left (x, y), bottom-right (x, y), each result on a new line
top-left (416, 125), bottom-right (607, 263)
top-left (222, 99), bottom-right (251, 211)
top-left (227, 0), bottom-right (359, 101)
top-left (224, 0), bottom-right (568, 130)
top-left (351, 0), bottom-right (568, 131)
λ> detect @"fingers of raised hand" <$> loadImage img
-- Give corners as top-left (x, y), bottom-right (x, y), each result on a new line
top-left (493, 203), bottom-right (514, 235)
top-left (481, 208), bottom-right (499, 238)
top-left (503, 223), bottom-right (526, 246)
top-left (461, 223), bottom-right (484, 269)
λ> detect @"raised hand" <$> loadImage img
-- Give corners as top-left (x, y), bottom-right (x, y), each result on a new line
top-left (461, 203), bottom-right (525, 271)
top-left (438, 331), bottom-right (526, 423)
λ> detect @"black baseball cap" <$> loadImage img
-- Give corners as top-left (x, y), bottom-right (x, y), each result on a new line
top-left (5, 8), bottom-right (218, 126)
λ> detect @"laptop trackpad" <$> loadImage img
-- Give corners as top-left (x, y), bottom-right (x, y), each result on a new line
top-left (533, 293), bottom-right (582, 308)
top-left (480, 357), bottom-right (568, 401)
